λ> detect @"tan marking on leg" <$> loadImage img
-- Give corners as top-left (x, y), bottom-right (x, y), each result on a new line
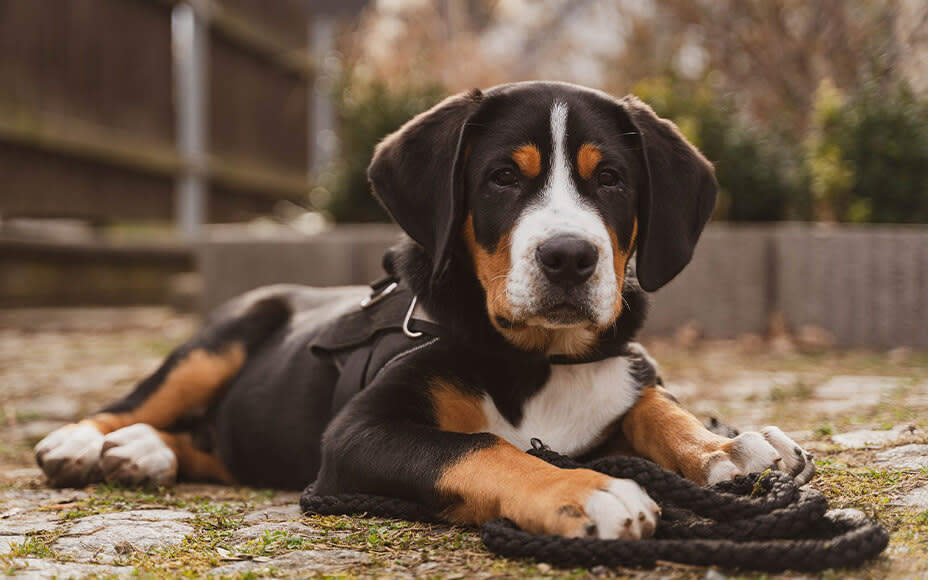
top-left (621, 386), bottom-right (728, 484)
top-left (577, 143), bottom-right (602, 180)
top-left (83, 415), bottom-right (125, 435)
top-left (430, 379), bottom-right (487, 433)
top-left (512, 143), bottom-right (541, 179)
top-left (158, 431), bottom-right (235, 484)
top-left (87, 343), bottom-right (245, 435)
top-left (437, 438), bottom-right (611, 535)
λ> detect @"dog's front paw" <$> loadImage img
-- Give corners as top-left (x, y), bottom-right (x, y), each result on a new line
top-left (100, 424), bottom-right (177, 487)
top-left (521, 469), bottom-right (660, 539)
top-left (34, 422), bottom-right (105, 487)
top-left (581, 478), bottom-right (660, 539)
top-left (705, 426), bottom-right (814, 485)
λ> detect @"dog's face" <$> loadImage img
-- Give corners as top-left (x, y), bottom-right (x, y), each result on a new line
top-left (459, 91), bottom-right (642, 351)
top-left (369, 82), bottom-right (717, 353)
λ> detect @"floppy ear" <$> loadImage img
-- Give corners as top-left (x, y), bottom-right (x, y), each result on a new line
top-left (620, 96), bottom-right (718, 292)
top-left (368, 90), bottom-right (483, 284)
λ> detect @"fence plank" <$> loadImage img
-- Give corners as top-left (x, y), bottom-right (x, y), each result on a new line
top-left (0, 0), bottom-right (316, 225)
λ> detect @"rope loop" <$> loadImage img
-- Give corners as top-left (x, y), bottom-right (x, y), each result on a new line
top-left (301, 448), bottom-right (888, 572)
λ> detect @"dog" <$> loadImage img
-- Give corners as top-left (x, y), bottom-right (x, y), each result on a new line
top-left (35, 82), bottom-right (814, 540)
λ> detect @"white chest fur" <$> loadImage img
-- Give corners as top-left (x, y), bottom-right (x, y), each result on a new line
top-left (481, 356), bottom-right (641, 456)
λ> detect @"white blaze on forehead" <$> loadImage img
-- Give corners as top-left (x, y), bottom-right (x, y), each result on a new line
top-left (504, 101), bottom-right (619, 327)
top-left (550, 101), bottom-right (569, 172)
top-left (543, 102), bottom-right (577, 214)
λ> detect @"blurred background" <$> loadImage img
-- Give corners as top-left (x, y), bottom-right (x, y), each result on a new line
top-left (1, 0), bottom-right (927, 349)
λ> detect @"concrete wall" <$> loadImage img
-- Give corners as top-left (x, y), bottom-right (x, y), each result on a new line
top-left (645, 224), bottom-right (928, 348)
top-left (197, 224), bottom-right (402, 309)
top-left (773, 225), bottom-right (928, 349)
top-left (644, 226), bottom-right (776, 338)
top-left (198, 223), bottom-right (928, 349)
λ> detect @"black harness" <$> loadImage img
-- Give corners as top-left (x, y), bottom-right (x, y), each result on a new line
top-left (310, 277), bottom-right (446, 417)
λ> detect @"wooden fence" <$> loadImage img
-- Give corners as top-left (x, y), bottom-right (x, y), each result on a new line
top-left (0, 0), bottom-right (321, 226)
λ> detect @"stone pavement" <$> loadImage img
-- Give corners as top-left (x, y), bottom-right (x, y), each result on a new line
top-left (0, 487), bottom-right (372, 578)
top-left (1, 308), bottom-right (926, 578)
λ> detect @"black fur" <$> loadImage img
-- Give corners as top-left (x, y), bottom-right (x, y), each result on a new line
top-left (81, 83), bottom-right (716, 512)
top-left (620, 96), bottom-right (718, 291)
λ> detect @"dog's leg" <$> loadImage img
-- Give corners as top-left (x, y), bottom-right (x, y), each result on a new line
top-left (620, 386), bottom-right (814, 485)
top-left (96, 425), bottom-right (234, 486)
top-left (35, 296), bottom-right (289, 487)
top-left (316, 378), bottom-right (660, 539)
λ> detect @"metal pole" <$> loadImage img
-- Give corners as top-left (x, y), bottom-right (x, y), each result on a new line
top-left (310, 13), bottom-right (337, 179)
top-left (173, 2), bottom-right (208, 239)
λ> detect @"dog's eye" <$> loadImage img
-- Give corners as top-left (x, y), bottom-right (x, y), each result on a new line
top-left (598, 169), bottom-right (620, 188)
top-left (491, 168), bottom-right (519, 187)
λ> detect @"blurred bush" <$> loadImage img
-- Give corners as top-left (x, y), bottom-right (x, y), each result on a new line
top-left (319, 80), bottom-right (445, 222)
top-left (633, 78), bottom-right (801, 222)
top-left (805, 79), bottom-right (928, 223)
top-left (319, 75), bottom-right (927, 226)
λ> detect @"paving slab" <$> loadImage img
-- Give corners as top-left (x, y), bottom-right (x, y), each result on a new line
top-left (0, 510), bottom-right (59, 536)
top-left (719, 372), bottom-right (803, 401)
top-left (53, 509), bottom-right (194, 563)
top-left (207, 548), bottom-right (370, 577)
top-left (873, 444), bottom-right (928, 470)
top-left (895, 485), bottom-right (928, 510)
top-left (0, 535), bottom-right (26, 555)
top-left (831, 424), bottom-right (919, 449)
top-left (242, 504), bottom-right (303, 523)
top-left (229, 520), bottom-right (321, 546)
top-left (2, 557), bottom-right (134, 579)
top-left (813, 375), bottom-right (900, 414)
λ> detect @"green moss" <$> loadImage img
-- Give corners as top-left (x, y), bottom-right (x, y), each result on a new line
top-left (6, 530), bottom-right (66, 561)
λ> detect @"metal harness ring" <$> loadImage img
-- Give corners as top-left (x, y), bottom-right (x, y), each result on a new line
top-left (403, 296), bottom-right (424, 338)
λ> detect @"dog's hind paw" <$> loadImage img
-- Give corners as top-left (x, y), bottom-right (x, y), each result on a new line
top-left (100, 424), bottom-right (177, 487)
top-left (34, 422), bottom-right (105, 487)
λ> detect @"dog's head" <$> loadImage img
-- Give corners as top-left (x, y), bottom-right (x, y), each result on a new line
top-left (369, 82), bottom-right (716, 353)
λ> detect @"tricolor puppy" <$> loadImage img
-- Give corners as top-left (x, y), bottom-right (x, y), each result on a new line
top-left (35, 82), bottom-right (813, 540)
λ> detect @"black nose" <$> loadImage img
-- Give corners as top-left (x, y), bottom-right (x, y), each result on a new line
top-left (536, 236), bottom-right (598, 286)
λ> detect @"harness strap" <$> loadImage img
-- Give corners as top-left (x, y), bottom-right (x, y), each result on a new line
top-left (330, 344), bottom-right (374, 417)
top-left (319, 280), bottom-right (447, 418)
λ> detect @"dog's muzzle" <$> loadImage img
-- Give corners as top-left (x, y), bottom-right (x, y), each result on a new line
top-left (530, 234), bottom-right (600, 325)
top-left (535, 235), bottom-right (598, 288)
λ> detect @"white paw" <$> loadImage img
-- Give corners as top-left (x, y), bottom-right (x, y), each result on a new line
top-left (706, 427), bottom-right (814, 485)
top-left (760, 426), bottom-right (815, 484)
top-left (581, 478), bottom-right (660, 539)
top-left (100, 424), bottom-right (177, 487)
top-left (34, 423), bottom-right (104, 487)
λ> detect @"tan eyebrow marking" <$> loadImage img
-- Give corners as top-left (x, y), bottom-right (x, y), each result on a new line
top-left (512, 144), bottom-right (541, 179)
top-left (577, 143), bottom-right (602, 180)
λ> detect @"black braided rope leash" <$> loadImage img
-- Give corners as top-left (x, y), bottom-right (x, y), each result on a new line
top-left (301, 444), bottom-right (888, 573)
